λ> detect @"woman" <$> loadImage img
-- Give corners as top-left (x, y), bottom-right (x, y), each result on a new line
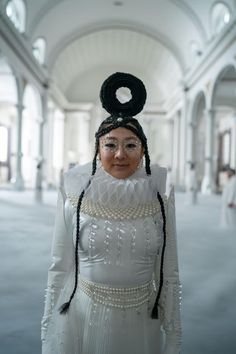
top-left (41, 73), bottom-right (182, 354)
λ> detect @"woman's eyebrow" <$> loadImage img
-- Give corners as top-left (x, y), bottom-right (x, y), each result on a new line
top-left (105, 136), bottom-right (138, 141)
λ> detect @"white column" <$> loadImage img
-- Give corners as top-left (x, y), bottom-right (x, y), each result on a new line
top-left (35, 90), bottom-right (48, 201)
top-left (12, 102), bottom-right (24, 190)
top-left (186, 121), bottom-right (195, 188)
top-left (78, 112), bottom-right (92, 164)
top-left (201, 108), bottom-right (215, 194)
top-left (186, 120), bottom-right (198, 203)
top-left (179, 85), bottom-right (190, 188)
top-left (169, 119), bottom-right (174, 169)
top-left (173, 110), bottom-right (181, 186)
top-left (231, 113), bottom-right (236, 169)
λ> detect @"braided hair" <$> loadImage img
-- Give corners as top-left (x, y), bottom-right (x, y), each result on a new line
top-left (59, 72), bottom-right (166, 319)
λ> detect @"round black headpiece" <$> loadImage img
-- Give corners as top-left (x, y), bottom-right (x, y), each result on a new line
top-left (100, 72), bottom-right (147, 117)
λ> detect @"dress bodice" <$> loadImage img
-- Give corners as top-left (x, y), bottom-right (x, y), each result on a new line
top-left (77, 214), bottom-right (163, 286)
top-left (64, 164), bottom-right (167, 286)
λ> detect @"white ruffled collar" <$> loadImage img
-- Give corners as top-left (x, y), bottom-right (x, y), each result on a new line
top-left (84, 165), bottom-right (158, 208)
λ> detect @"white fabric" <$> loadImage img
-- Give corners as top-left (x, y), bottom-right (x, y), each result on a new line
top-left (41, 163), bottom-right (181, 354)
top-left (220, 175), bottom-right (236, 228)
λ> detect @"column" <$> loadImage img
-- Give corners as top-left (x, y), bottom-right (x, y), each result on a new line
top-left (35, 89), bottom-right (48, 202)
top-left (172, 111), bottom-right (181, 186)
top-left (12, 102), bottom-right (24, 190)
top-left (201, 108), bottom-right (215, 194)
top-left (186, 120), bottom-right (198, 204)
top-left (179, 85), bottom-right (190, 188)
top-left (186, 120), bottom-right (195, 189)
top-left (78, 112), bottom-right (91, 164)
top-left (231, 113), bottom-right (236, 169)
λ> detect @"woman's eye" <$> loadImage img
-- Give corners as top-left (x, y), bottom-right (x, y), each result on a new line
top-left (105, 143), bottom-right (116, 149)
top-left (126, 143), bottom-right (137, 149)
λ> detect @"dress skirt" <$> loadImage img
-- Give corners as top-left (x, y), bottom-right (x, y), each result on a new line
top-left (43, 275), bottom-right (163, 354)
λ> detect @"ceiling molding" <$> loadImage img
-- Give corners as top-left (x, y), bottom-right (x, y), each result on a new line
top-left (47, 21), bottom-right (185, 74)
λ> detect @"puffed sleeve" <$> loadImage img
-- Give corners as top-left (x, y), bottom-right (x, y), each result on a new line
top-left (156, 187), bottom-right (182, 354)
top-left (41, 186), bottom-right (74, 343)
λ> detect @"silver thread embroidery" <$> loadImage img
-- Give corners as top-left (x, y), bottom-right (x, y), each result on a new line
top-left (88, 218), bottom-right (98, 259)
top-left (143, 219), bottom-right (152, 263)
top-left (130, 221), bottom-right (137, 260)
top-left (116, 221), bottom-right (125, 265)
top-left (104, 220), bottom-right (113, 264)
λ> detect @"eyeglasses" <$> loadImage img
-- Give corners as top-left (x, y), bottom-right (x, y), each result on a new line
top-left (100, 137), bottom-right (142, 154)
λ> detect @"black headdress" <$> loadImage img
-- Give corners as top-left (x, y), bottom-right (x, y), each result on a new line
top-left (59, 72), bottom-right (166, 320)
top-left (93, 72), bottom-right (151, 175)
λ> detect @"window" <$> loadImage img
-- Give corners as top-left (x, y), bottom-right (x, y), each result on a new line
top-left (211, 2), bottom-right (231, 35)
top-left (32, 38), bottom-right (46, 65)
top-left (6, 0), bottom-right (26, 33)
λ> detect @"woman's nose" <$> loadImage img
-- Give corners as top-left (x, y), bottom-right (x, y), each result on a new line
top-left (115, 145), bottom-right (126, 158)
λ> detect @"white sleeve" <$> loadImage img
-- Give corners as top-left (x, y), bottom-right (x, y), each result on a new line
top-left (158, 187), bottom-right (182, 354)
top-left (41, 186), bottom-right (74, 342)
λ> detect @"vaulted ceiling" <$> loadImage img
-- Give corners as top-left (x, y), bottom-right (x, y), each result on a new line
top-left (2, 0), bottom-right (235, 105)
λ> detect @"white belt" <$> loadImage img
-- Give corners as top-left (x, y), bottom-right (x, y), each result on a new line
top-left (79, 276), bottom-right (153, 309)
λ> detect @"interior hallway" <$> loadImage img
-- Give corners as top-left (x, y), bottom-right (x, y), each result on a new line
top-left (0, 190), bottom-right (235, 354)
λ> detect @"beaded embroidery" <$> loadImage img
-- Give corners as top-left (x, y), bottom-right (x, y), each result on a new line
top-left (67, 194), bottom-right (166, 220)
top-left (79, 276), bottom-right (153, 309)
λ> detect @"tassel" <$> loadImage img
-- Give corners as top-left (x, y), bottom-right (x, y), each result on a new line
top-left (151, 302), bottom-right (159, 319)
top-left (59, 301), bottom-right (70, 314)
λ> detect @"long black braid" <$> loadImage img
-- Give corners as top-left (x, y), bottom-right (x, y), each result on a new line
top-left (59, 189), bottom-right (85, 314)
top-left (151, 192), bottom-right (167, 319)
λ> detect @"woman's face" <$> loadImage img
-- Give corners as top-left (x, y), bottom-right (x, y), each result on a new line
top-left (99, 127), bottom-right (144, 179)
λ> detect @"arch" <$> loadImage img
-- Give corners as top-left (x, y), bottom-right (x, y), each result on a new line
top-left (6, 0), bottom-right (26, 33)
top-left (210, 63), bottom-right (236, 189)
top-left (210, 63), bottom-right (236, 107)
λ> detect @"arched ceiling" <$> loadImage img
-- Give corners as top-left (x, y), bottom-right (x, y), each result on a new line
top-left (11, 0), bottom-right (235, 105)
top-left (51, 29), bottom-right (182, 104)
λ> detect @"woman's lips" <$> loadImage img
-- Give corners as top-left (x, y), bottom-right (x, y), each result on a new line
top-left (113, 164), bottom-right (129, 168)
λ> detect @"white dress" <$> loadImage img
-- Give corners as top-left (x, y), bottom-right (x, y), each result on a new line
top-left (41, 163), bottom-right (181, 354)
